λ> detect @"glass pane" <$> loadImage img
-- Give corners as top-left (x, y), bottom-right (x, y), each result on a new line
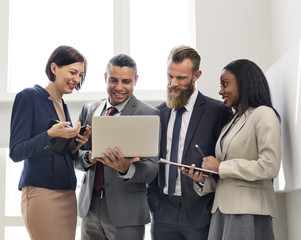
top-left (6, 149), bottom-right (86, 216)
top-left (5, 226), bottom-right (81, 240)
top-left (76, 226), bottom-right (81, 240)
top-left (75, 169), bottom-right (85, 198)
top-left (130, 0), bottom-right (196, 90)
top-left (5, 227), bottom-right (30, 240)
top-left (5, 150), bottom-right (22, 216)
top-left (8, 0), bottom-right (113, 93)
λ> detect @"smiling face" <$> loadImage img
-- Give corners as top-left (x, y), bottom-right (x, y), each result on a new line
top-left (219, 69), bottom-right (240, 109)
top-left (51, 62), bottom-right (85, 95)
top-left (105, 65), bottom-right (137, 106)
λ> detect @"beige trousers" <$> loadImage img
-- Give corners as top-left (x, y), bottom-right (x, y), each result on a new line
top-left (21, 186), bottom-right (77, 240)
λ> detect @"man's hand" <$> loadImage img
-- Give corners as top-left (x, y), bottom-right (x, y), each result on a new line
top-left (180, 164), bottom-right (205, 183)
top-left (71, 124), bottom-right (92, 154)
top-left (98, 148), bottom-right (140, 173)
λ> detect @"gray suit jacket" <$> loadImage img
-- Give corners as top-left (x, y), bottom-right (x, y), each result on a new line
top-left (74, 95), bottom-right (159, 227)
top-left (212, 106), bottom-right (281, 217)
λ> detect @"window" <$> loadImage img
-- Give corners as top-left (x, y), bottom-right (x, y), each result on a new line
top-left (0, 1), bottom-right (196, 239)
top-left (6, 0), bottom-right (195, 96)
top-left (8, 0), bottom-right (113, 93)
top-left (2, 148), bottom-right (83, 239)
top-left (130, 0), bottom-right (196, 90)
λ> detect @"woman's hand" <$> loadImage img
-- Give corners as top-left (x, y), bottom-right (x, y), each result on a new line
top-left (47, 121), bottom-right (80, 139)
top-left (202, 156), bottom-right (220, 173)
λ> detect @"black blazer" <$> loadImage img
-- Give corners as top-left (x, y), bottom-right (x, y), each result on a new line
top-left (147, 91), bottom-right (232, 227)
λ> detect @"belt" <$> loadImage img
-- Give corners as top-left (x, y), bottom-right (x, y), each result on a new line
top-left (92, 187), bottom-right (105, 198)
top-left (164, 194), bottom-right (182, 206)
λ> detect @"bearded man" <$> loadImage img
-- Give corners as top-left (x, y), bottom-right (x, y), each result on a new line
top-left (147, 45), bottom-right (232, 240)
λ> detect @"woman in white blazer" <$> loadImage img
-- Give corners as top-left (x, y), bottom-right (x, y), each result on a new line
top-left (199, 59), bottom-right (281, 240)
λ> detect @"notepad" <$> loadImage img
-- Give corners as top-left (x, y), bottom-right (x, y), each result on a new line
top-left (47, 119), bottom-right (72, 154)
top-left (92, 115), bottom-right (160, 158)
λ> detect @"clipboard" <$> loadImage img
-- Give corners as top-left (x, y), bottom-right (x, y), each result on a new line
top-left (158, 158), bottom-right (219, 175)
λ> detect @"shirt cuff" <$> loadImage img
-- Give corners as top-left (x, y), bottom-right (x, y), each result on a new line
top-left (119, 164), bottom-right (136, 179)
top-left (82, 151), bottom-right (94, 168)
top-left (193, 181), bottom-right (204, 195)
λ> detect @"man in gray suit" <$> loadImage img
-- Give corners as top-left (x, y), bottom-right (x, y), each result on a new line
top-left (74, 54), bottom-right (159, 240)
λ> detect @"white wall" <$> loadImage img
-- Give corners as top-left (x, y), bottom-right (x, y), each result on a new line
top-left (266, 1), bottom-right (301, 239)
top-left (194, 1), bottom-right (301, 239)
top-left (265, 39), bottom-right (301, 240)
top-left (271, 0), bottom-right (301, 61)
top-left (195, 0), bottom-right (273, 99)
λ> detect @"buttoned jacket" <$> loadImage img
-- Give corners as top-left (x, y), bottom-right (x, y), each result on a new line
top-left (147, 91), bottom-right (232, 227)
top-left (212, 106), bottom-right (281, 217)
top-left (74, 95), bottom-right (159, 227)
top-left (9, 85), bottom-right (77, 190)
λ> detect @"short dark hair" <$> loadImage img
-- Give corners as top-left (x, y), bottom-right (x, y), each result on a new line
top-left (223, 59), bottom-right (280, 120)
top-left (45, 45), bottom-right (87, 90)
top-left (168, 45), bottom-right (201, 73)
top-left (106, 54), bottom-right (137, 78)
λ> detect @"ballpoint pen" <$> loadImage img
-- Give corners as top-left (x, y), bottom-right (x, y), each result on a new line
top-left (195, 144), bottom-right (205, 158)
top-left (195, 144), bottom-right (210, 177)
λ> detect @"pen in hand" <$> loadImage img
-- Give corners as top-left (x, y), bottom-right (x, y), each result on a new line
top-left (195, 144), bottom-right (209, 177)
top-left (195, 144), bottom-right (205, 158)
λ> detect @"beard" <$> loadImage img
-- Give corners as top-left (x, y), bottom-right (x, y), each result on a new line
top-left (166, 79), bottom-right (194, 110)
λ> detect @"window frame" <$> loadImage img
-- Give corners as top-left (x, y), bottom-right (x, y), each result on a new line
top-left (0, 0), bottom-right (166, 104)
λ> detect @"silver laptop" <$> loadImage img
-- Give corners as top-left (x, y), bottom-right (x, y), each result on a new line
top-left (92, 115), bottom-right (160, 158)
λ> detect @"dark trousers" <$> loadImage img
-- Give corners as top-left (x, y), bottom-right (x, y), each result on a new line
top-left (151, 194), bottom-right (209, 240)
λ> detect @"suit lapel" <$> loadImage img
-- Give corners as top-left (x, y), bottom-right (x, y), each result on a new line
top-left (218, 108), bottom-right (253, 161)
top-left (160, 105), bottom-right (171, 159)
top-left (159, 104), bottom-right (171, 188)
top-left (92, 100), bottom-right (105, 118)
top-left (183, 92), bottom-right (205, 158)
top-left (120, 95), bottom-right (137, 116)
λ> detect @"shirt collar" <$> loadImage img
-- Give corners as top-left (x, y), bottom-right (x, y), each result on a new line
top-left (106, 96), bottom-right (131, 113)
top-left (172, 89), bottom-right (198, 113)
top-left (185, 89), bottom-right (198, 112)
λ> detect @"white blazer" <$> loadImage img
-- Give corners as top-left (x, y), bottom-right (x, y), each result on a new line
top-left (211, 106), bottom-right (281, 217)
